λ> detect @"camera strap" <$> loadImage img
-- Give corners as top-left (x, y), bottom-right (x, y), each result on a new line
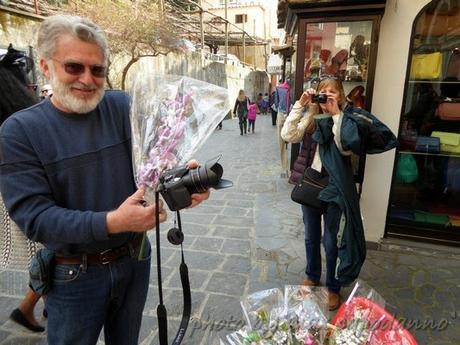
top-left (155, 192), bottom-right (192, 345)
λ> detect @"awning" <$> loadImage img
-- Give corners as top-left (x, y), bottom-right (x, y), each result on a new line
top-left (277, 0), bottom-right (387, 29)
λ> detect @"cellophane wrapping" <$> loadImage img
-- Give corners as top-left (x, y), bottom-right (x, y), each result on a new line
top-left (129, 73), bottom-right (230, 201)
top-left (220, 281), bottom-right (417, 345)
top-left (329, 280), bottom-right (417, 345)
top-left (220, 286), bottom-right (329, 345)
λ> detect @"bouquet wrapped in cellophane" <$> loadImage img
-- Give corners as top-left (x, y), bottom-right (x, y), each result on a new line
top-left (220, 281), bottom-right (418, 345)
top-left (220, 286), bottom-right (329, 345)
top-left (129, 73), bottom-right (231, 201)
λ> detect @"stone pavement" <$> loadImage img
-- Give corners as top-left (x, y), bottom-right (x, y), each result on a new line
top-left (0, 114), bottom-right (459, 345)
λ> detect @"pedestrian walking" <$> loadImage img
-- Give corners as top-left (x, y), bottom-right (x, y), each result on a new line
top-left (233, 89), bottom-right (250, 135)
top-left (281, 76), bottom-right (396, 311)
top-left (256, 92), bottom-right (263, 113)
top-left (0, 14), bottom-right (210, 345)
top-left (247, 101), bottom-right (258, 133)
top-left (270, 89), bottom-right (277, 126)
top-left (261, 92), bottom-right (269, 114)
top-left (275, 80), bottom-right (291, 175)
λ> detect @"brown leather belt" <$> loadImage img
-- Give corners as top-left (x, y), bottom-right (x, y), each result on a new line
top-left (55, 235), bottom-right (144, 265)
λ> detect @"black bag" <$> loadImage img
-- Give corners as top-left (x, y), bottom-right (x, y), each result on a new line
top-left (29, 248), bottom-right (55, 295)
top-left (291, 167), bottom-right (329, 210)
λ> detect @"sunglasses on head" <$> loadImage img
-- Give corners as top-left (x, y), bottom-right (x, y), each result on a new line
top-left (51, 58), bottom-right (107, 78)
top-left (311, 75), bottom-right (339, 83)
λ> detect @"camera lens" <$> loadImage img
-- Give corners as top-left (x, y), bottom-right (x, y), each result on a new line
top-left (183, 161), bottom-right (223, 194)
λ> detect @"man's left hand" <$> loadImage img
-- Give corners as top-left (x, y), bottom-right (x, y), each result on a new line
top-left (186, 159), bottom-right (211, 208)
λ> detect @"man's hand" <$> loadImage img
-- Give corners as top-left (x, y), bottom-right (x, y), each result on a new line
top-left (106, 187), bottom-right (167, 234)
top-left (186, 159), bottom-right (210, 208)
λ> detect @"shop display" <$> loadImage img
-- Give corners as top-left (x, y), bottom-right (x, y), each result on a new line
top-left (387, 0), bottom-right (460, 243)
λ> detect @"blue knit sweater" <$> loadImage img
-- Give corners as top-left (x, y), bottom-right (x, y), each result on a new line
top-left (0, 91), bottom-right (137, 256)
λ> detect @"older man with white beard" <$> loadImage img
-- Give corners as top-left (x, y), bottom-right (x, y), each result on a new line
top-left (0, 15), bottom-right (208, 345)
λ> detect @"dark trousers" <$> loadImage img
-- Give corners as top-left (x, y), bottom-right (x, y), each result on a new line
top-left (238, 116), bottom-right (247, 134)
top-left (248, 119), bottom-right (255, 132)
top-left (301, 203), bottom-right (341, 293)
top-left (271, 108), bottom-right (277, 126)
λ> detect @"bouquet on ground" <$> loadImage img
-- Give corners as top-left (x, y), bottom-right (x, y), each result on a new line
top-left (129, 73), bottom-right (231, 201)
top-left (220, 281), bottom-right (418, 345)
top-left (329, 281), bottom-right (417, 345)
top-left (220, 286), bottom-right (329, 345)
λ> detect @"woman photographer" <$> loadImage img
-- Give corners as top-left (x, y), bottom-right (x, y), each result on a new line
top-left (281, 77), bottom-right (396, 311)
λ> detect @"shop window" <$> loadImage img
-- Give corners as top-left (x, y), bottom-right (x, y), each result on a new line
top-left (303, 20), bottom-right (372, 102)
top-left (387, 0), bottom-right (460, 244)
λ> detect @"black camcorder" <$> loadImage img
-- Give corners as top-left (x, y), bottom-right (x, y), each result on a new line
top-left (158, 155), bottom-right (233, 211)
top-left (312, 93), bottom-right (328, 103)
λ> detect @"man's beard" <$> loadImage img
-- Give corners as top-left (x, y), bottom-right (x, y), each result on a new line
top-left (49, 71), bottom-right (105, 114)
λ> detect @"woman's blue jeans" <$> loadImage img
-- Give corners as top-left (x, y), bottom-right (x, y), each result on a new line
top-left (45, 251), bottom-right (151, 345)
top-left (301, 204), bottom-right (341, 293)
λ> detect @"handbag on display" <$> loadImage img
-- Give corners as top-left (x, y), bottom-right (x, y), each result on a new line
top-left (410, 52), bottom-right (442, 80)
top-left (431, 131), bottom-right (460, 153)
top-left (395, 154), bottom-right (419, 183)
top-left (415, 136), bottom-right (440, 153)
top-left (291, 167), bottom-right (329, 211)
top-left (437, 98), bottom-right (460, 120)
top-left (415, 14), bottom-right (450, 36)
top-left (414, 210), bottom-right (450, 226)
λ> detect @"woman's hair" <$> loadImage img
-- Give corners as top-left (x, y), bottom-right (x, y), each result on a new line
top-left (0, 67), bottom-right (38, 125)
top-left (37, 15), bottom-right (109, 63)
top-left (237, 89), bottom-right (246, 101)
top-left (304, 78), bottom-right (346, 134)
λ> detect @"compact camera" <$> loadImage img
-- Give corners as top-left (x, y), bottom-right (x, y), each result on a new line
top-left (158, 156), bottom-right (233, 211)
top-left (312, 93), bottom-right (328, 103)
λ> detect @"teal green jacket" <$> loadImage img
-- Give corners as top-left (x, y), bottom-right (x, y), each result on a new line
top-left (313, 105), bottom-right (397, 285)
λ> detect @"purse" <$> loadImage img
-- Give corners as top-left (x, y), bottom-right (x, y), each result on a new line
top-left (414, 210), bottom-right (450, 226)
top-left (29, 248), bottom-right (55, 294)
top-left (415, 136), bottom-right (440, 153)
top-left (395, 154), bottom-right (418, 183)
top-left (431, 131), bottom-right (460, 153)
top-left (438, 99), bottom-right (460, 121)
top-left (410, 52), bottom-right (442, 80)
top-left (291, 167), bottom-right (329, 211)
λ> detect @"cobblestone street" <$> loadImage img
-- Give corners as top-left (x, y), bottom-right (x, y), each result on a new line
top-left (1, 114), bottom-right (459, 345)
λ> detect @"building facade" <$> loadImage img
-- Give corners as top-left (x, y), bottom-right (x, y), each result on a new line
top-left (205, 0), bottom-right (276, 69)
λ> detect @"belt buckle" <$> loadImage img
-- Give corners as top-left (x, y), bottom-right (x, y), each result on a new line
top-left (100, 248), bottom-right (113, 265)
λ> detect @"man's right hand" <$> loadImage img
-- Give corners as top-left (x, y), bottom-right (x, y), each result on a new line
top-left (106, 187), bottom-right (167, 234)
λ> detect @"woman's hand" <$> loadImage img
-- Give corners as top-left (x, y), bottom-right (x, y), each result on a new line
top-left (299, 88), bottom-right (316, 107)
top-left (323, 93), bottom-right (341, 115)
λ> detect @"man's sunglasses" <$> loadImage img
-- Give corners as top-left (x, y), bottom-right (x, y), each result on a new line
top-left (51, 58), bottom-right (107, 78)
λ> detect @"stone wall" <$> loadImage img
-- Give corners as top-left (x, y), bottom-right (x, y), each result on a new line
top-left (126, 51), bottom-right (270, 118)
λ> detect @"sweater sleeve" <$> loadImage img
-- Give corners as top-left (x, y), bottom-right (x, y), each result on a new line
top-left (0, 119), bottom-right (109, 244)
top-left (233, 99), bottom-right (239, 114)
top-left (281, 101), bottom-right (311, 143)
